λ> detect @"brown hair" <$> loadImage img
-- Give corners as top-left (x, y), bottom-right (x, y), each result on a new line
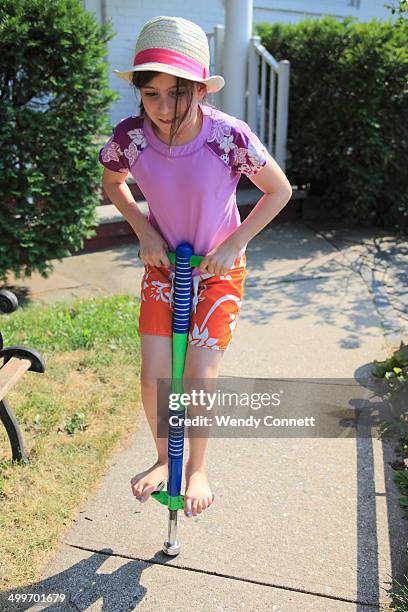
top-left (131, 71), bottom-right (216, 151)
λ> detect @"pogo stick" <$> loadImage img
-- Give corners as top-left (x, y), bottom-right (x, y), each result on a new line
top-left (150, 242), bottom-right (210, 556)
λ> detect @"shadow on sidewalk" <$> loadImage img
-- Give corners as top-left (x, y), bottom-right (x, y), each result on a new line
top-left (0, 548), bottom-right (175, 611)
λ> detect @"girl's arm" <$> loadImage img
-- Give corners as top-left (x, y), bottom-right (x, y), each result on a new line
top-left (102, 168), bottom-right (152, 239)
top-left (102, 168), bottom-right (170, 267)
top-left (230, 152), bottom-right (293, 250)
top-left (198, 154), bottom-right (292, 275)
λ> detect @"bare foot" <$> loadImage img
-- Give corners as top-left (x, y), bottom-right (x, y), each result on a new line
top-left (184, 463), bottom-right (214, 517)
top-left (130, 460), bottom-right (168, 503)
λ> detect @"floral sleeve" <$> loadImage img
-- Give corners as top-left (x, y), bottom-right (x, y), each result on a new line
top-left (232, 120), bottom-right (269, 177)
top-left (98, 124), bottom-right (129, 174)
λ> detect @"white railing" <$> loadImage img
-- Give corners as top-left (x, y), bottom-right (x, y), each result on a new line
top-left (247, 36), bottom-right (290, 172)
top-left (206, 26), bottom-right (290, 172)
top-left (205, 25), bottom-right (225, 107)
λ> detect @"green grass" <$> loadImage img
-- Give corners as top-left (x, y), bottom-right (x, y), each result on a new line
top-left (390, 576), bottom-right (408, 612)
top-left (373, 341), bottom-right (408, 611)
top-left (2, 294), bottom-right (140, 354)
top-left (0, 294), bottom-right (143, 590)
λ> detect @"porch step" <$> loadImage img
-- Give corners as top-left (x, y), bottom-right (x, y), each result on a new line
top-left (80, 181), bottom-right (306, 253)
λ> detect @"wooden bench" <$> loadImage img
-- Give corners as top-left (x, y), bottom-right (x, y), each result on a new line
top-left (0, 289), bottom-right (45, 464)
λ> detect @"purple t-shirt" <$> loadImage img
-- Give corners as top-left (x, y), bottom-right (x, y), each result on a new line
top-left (98, 103), bottom-right (268, 274)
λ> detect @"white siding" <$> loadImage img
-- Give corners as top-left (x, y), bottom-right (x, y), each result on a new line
top-left (83, 0), bottom-right (394, 127)
top-left (83, 0), bottom-right (103, 24)
top-left (253, 0), bottom-right (392, 24)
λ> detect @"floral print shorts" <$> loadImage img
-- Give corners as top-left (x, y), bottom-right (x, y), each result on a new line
top-left (138, 255), bottom-right (247, 351)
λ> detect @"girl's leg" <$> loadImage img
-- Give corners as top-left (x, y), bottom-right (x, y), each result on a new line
top-left (182, 344), bottom-right (224, 517)
top-left (130, 333), bottom-right (172, 502)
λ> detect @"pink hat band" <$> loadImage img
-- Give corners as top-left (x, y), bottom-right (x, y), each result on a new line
top-left (113, 16), bottom-right (225, 93)
top-left (133, 48), bottom-right (209, 79)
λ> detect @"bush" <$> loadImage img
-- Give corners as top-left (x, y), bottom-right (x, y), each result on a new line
top-left (256, 15), bottom-right (408, 232)
top-left (0, 0), bottom-right (118, 283)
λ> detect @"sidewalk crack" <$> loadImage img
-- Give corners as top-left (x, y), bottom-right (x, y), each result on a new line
top-left (66, 542), bottom-right (382, 609)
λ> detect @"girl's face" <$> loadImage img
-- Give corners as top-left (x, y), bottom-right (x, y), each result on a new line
top-left (139, 72), bottom-right (206, 135)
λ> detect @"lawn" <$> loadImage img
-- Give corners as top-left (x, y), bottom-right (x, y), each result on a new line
top-left (0, 294), bottom-right (143, 590)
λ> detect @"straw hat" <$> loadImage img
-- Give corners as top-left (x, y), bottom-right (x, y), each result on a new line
top-left (113, 15), bottom-right (225, 94)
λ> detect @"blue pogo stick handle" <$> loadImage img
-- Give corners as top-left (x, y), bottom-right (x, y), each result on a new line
top-left (167, 242), bottom-right (194, 498)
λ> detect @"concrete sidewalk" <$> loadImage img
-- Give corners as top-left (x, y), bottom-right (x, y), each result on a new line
top-left (3, 221), bottom-right (408, 611)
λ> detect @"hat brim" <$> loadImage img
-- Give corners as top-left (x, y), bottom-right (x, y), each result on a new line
top-left (113, 63), bottom-right (225, 94)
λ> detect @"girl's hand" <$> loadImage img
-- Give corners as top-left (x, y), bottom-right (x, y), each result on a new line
top-left (197, 239), bottom-right (242, 276)
top-left (138, 227), bottom-right (170, 268)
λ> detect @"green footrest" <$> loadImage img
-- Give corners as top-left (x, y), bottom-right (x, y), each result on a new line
top-left (151, 490), bottom-right (185, 511)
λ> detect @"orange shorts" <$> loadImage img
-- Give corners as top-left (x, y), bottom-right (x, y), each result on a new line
top-left (138, 255), bottom-right (247, 351)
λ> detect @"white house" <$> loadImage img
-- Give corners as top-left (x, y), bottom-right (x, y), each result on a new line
top-left (84, 0), bottom-right (394, 121)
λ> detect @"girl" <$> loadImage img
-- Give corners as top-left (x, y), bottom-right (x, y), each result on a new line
top-left (98, 16), bottom-right (292, 518)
